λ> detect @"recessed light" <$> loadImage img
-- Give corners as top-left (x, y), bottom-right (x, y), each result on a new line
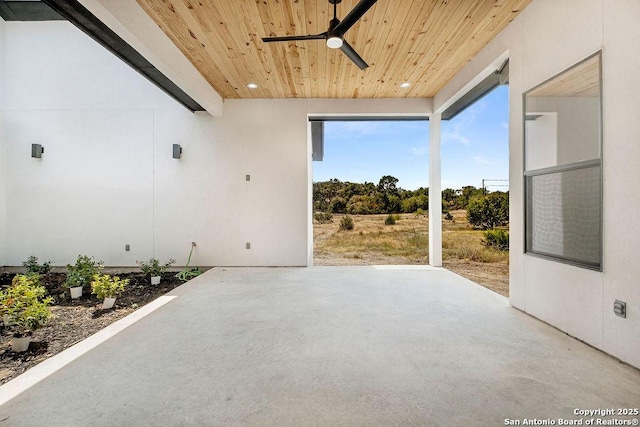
top-left (247, 83), bottom-right (259, 89)
top-left (400, 82), bottom-right (411, 88)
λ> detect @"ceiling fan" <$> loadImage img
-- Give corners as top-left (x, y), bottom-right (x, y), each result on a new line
top-left (262, 0), bottom-right (377, 70)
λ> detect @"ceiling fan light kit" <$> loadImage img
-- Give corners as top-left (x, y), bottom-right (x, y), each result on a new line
top-left (326, 36), bottom-right (343, 49)
top-left (262, 0), bottom-right (377, 70)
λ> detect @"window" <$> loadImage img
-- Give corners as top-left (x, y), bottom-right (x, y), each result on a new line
top-left (524, 52), bottom-right (602, 270)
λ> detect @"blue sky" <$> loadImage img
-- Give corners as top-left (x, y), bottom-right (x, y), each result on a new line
top-left (313, 85), bottom-right (509, 191)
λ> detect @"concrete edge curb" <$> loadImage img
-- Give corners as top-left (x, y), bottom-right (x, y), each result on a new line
top-left (0, 295), bottom-right (177, 406)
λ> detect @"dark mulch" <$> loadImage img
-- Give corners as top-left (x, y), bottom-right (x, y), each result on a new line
top-left (0, 271), bottom-right (185, 385)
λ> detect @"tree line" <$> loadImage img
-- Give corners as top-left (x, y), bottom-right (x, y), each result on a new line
top-left (313, 175), bottom-right (508, 229)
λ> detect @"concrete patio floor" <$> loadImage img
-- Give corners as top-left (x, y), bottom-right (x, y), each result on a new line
top-left (0, 266), bottom-right (638, 426)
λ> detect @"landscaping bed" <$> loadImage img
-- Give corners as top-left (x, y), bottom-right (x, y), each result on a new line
top-left (0, 271), bottom-right (184, 385)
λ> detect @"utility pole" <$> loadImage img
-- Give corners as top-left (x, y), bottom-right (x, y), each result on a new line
top-left (481, 179), bottom-right (509, 196)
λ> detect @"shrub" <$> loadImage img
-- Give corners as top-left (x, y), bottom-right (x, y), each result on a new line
top-left (137, 258), bottom-right (176, 277)
top-left (65, 255), bottom-right (103, 289)
top-left (483, 229), bottom-right (509, 251)
top-left (444, 212), bottom-right (454, 221)
top-left (467, 192), bottom-right (509, 229)
top-left (329, 197), bottom-right (347, 214)
top-left (91, 274), bottom-right (129, 299)
top-left (22, 256), bottom-right (52, 275)
top-left (402, 195), bottom-right (429, 213)
top-left (346, 195), bottom-right (379, 214)
top-left (383, 195), bottom-right (402, 214)
top-left (10, 273), bottom-right (41, 288)
top-left (339, 215), bottom-right (354, 231)
top-left (0, 275), bottom-right (53, 335)
top-left (314, 211), bottom-right (333, 224)
top-left (415, 208), bottom-right (426, 217)
top-left (384, 214), bottom-right (396, 225)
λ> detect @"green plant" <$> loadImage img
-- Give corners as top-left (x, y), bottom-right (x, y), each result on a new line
top-left (0, 275), bottom-right (52, 336)
top-left (22, 256), bottom-right (52, 275)
top-left (64, 255), bottom-right (103, 289)
top-left (137, 258), bottom-right (176, 276)
top-left (483, 229), bottom-right (509, 251)
top-left (91, 274), bottom-right (129, 299)
top-left (176, 268), bottom-right (201, 282)
top-left (339, 215), bottom-right (354, 231)
top-left (384, 214), bottom-right (396, 225)
top-left (415, 208), bottom-right (426, 217)
top-left (346, 195), bottom-right (380, 214)
top-left (176, 243), bottom-right (202, 282)
top-left (314, 211), bottom-right (334, 224)
top-left (467, 192), bottom-right (509, 229)
top-left (329, 197), bottom-right (347, 213)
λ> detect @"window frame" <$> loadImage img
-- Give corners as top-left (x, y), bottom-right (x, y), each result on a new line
top-left (522, 51), bottom-right (603, 271)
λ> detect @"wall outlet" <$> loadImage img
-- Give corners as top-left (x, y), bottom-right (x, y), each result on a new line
top-left (125, 244), bottom-right (130, 251)
top-left (614, 300), bottom-right (626, 318)
top-left (246, 174), bottom-right (251, 181)
top-left (246, 242), bottom-right (251, 250)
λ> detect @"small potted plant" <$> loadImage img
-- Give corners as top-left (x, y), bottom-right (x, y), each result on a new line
top-left (22, 255), bottom-right (52, 275)
top-left (1, 273), bottom-right (43, 326)
top-left (64, 255), bottom-right (103, 299)
top-left (91, 274), bottom-right (129, 309)
top-left (0, 274), bottom-right (53, 352)
top-left (137, 258), bottom-right (175, 285)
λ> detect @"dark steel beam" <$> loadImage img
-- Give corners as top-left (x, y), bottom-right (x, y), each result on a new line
top-left (0, 1), bottom-right (65, 21)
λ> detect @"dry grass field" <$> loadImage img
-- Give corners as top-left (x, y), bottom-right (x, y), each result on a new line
top-left (314, 210), bottom-right (509, 297)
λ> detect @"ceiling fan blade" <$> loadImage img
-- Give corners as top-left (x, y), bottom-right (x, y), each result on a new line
top-left (262, 34), bottom-right (326, 43)
top-left (340, 40), bottom-right (368, 70)
top-left (334, 0), bottom-right (377, 35)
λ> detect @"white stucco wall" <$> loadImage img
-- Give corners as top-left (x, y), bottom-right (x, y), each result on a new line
top-left (5, 22), bottom-right (176, 111)
top-left (1, 21), bottom-right (311, 267)
top-left (0, 17), bottom-right (6, 265)
top-left (435, 0), bottom-right (640, 368)
top-left (601, 0), bottom-right (640, 369)
top-left (525, 113), bottom-right (557, 170)
top-left (152, 100), bottom-right (310, 267)
top-left (526, 97), bottom-right (600, 167)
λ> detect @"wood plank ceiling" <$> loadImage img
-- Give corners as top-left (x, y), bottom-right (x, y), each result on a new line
top-left (135, 0), bottom-right (532, 99)
top-left (528, 54), bottom-right (601, 98)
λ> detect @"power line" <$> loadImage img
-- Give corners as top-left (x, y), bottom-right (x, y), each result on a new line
top-left (482, 179), bottom-right (509, 196)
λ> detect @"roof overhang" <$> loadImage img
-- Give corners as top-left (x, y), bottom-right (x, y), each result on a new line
top-left (73, 0), bottom-right (223, 116)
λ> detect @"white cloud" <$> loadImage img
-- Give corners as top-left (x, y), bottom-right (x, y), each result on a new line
top-left (442, 129), bottom-right (470, 145)
top-left (326, 121), bottom-right (382, 139)
top-left (409, 146), bottom-right (428, 157)
top-left (473, 156), bottom-right (495, 165)
top-left (442, 100), bottom-right (487, 146)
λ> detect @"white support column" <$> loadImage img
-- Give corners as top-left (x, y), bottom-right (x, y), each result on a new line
top-left (429, 113), bottom-right (443, 267)
top-left (307, 120), bottom-right (314, 266)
